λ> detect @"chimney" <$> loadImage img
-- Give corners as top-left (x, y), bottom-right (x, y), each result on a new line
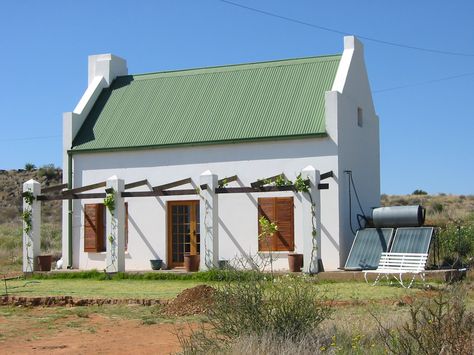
top-left (88, 54), bottom-right (128, 87)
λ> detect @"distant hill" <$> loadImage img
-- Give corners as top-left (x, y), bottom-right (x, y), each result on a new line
top-left (0, 167), bottom-right (62, 225)
top-left (381, 193), bottom-right (474, 226)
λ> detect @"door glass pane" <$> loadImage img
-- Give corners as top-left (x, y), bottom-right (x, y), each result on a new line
top-left (171, 204), bottom-right (191, 264)
top-left (170, 202), bottom-right (200, 266)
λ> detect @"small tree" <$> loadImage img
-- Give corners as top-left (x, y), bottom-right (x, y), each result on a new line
top-left (412, 189), bottom-right (428, 195)
top-left (38, 164), bottom-right (58, 181)
top-left (258, 216), bottom-right (278, 277)
top-left (24, 163), bottom-right (36, 171)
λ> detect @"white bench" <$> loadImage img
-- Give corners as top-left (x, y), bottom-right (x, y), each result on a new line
top-left (363, 252), bottom-right (428, 288)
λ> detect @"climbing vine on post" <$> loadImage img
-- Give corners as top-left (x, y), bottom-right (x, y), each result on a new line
top-left (294, 173), bottom-right (318, 274)
top-left (104, 188), bottom-right (117, 272)
top-left (22, 189), bottom-right (35, 272)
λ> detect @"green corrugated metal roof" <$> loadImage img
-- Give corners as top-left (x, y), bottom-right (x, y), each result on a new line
top-left (72, 55), bottom-right (341, 152)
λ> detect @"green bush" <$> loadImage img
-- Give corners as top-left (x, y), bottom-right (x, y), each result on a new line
top-left (24, 163), bottom-right (36, 171)
top-left (376, 286), bottom-right (474, 355)
top-left (38, 164), bottom-right (59, 180)
top-left (412, 189), bottom-right (428, 195)
top-left (438, 222), bottom-right (474, 266)
top-left (181, 276), bottom-right (333, 353)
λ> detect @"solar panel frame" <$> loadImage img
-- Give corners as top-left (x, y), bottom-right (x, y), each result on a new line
top-left (344, 228), bottom-right (394, 270)
top-left (389, 227), bottom-right (434, 254)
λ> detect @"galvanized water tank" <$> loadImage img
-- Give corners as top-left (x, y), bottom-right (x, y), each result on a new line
top-left (372, 205), bottom-right (425, 228)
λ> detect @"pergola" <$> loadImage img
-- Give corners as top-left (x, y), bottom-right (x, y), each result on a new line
top-left (23, 166), bottom-right (332, 274)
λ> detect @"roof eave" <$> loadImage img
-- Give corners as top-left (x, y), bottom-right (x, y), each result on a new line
top-left (69, 132), bottom-right (328, 155)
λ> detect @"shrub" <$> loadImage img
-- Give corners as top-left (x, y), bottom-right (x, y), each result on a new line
top-left (412, 189), bottom-right (428, 195)
top-left (38, 164), bottom-right (59, 180)
top-left (431, 202), bottom-right (444, 213)
top-left (180, 276), bottom-right (333, 352)
top-left (24, 163), bottom-right (36, 171)
top-left (375, 286), bottom-right (474, 355)
top-left (438, 222), bottom-right (474, 266)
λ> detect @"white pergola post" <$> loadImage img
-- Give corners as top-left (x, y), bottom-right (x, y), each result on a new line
top-left (199, 170), bottom-right (219, 270)
top-left (105, 176), bottom-right (125, 273)
top-left (23, 179), bottom-right (41, 272)
top-left (301, 166), bottom-right (321, 274)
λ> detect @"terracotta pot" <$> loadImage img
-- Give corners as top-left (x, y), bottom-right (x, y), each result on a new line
top-left (288, 253), bottom-right (303, 272)
top-left (184, 254), bottom-right (200, 272)
top-left (37, 255), bottom-right (52, 272)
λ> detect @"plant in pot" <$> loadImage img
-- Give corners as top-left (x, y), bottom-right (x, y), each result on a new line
top-left (150, 259), bottom-right (163, 270)
top-left (184, 253), bottom-right (200, 272)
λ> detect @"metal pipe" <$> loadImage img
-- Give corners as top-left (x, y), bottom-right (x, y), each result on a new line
top-left (67, 153), bottom-right (73, 268)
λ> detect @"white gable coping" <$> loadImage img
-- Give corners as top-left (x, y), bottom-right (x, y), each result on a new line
top-left (332, 35), bottom-right (363, 94)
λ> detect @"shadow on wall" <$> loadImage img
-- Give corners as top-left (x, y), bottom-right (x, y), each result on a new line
top-left (128, 215), bottom-right (161, 260)
top-left (218, 216), bottom-right (258, 268)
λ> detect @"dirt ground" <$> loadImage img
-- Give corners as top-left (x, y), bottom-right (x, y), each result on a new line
top-left (0, 285), bottom-right (216, 354)
top-left (0, 311), bottom-right (190, 354)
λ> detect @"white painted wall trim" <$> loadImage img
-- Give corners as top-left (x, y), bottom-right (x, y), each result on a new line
top-left (332, 36), bottom-right (362, 94)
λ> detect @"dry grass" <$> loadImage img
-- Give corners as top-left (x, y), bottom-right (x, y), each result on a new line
top-left (381, 193), bottom-right (474, 226)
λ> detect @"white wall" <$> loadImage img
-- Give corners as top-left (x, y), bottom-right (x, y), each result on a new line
top-left (69, 137), bottom-right (343, 271)
top-left (329, 36), bottom-right (381, 267)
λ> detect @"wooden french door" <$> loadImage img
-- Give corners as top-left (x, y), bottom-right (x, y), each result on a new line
top-left (167, 201), bottom-right (200, 268)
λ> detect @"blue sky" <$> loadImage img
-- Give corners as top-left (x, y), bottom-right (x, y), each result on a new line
top-left (0, 0), bottom-right (473, 195)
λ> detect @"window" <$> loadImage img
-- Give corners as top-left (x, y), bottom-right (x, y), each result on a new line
top-left (357, 107), bottom-right (363, 127)
top-left (83, 203), bottom-right (129, 252)
top-left (258, 197), bottom-right (294, 252)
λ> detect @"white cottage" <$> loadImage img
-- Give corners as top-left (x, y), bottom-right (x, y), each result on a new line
top-left (60, 36), bottom-right (380, 272)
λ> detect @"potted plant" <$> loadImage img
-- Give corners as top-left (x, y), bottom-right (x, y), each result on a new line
top-left (184, 254), bottom-right (200, 272)
top-left (37, 255), bottom-right (52, 271)
top-left (149, 259), bottom-right (163, 270)
top-left (288, 253), bottom-right (303, 272)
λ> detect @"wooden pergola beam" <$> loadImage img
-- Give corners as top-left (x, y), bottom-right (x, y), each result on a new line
top-left (124, 179), bottom-right (148, 190)
top-left (153, 178), bottom-right (192, 192)
top-left (320, 171), bottom-right (334, 181)
top-left (37, 192), bottom-right (106, 201)
top-left (215, 183), bottom-right (329, 194)
top-left (122, 189), bottom-right (198, 198)
top-left (62, 181), bottom-right (106, 195)
top-left (250, 173), bottom-right (286, 188)
top-left (218, 175), bottom-right (238, 185)
top-left (41, 183), bottom-right (68, 194)
top-left (215, 186), bottom-right (296, 194)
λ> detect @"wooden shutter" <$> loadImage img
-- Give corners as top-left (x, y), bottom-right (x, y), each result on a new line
top-left (258, 197), bottom-right (294, 252)
top-left (274, 197), bottom-right (294, 251)
top-left (258, 198), bottom-right (275, 251)
top-left (84, 204), bottom-right (105, 252)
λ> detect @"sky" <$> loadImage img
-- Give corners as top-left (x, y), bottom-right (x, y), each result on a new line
top-left (0, 0), bottom-right (473, 195)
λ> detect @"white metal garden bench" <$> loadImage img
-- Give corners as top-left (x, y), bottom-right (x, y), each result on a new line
top-left (363, 252), bottom-right (428, 288)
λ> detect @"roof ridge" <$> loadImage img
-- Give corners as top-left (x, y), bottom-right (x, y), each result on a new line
top-left (118, 54), bottom-right (342, 80)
